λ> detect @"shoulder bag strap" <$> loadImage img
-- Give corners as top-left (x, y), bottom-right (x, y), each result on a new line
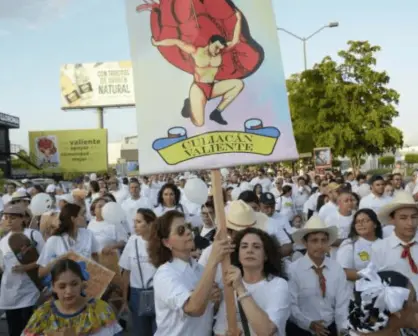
top-left (30, 229), bottom-right (38, 248)
top-left (61, 236), bottom-right (70, 252)
top-left (135, 239), bottom-right (145, 288)
top-left (237, 301), bottom-right (251, 336)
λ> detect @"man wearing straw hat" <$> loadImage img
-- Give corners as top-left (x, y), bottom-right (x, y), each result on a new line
top-left (286, 216), bottom-right (350, 336)
top-left (371, 191), bottom-right (418, 294)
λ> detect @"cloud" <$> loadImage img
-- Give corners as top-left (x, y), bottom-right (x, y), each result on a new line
top-left (0, 0), bottom-right (72, 25)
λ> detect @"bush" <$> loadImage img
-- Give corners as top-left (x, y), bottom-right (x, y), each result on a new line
top-left (405, 153), bottom-right (418, 165)
top-left (378, 156), bottom-right (395, 166)
top-left (366, 168), bottom-right (392, 176)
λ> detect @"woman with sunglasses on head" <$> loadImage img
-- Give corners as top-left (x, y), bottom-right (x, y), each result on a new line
top-left (119, 208), bottom-right (157, 336)
top-left (214, 227), bottom-right (290, 336)
top-left (23, 259), bottom-right (123, 335)
top-left (336, 208), bottom-right (383, 292)
top-left (37, 203), bottom-right (100, 279)
top-left (0, 203), bottom-right (45, 336)
top-left (148, 210), bottom-right (233, 336)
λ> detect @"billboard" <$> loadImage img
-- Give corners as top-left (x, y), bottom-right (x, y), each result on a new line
top-left (125, 0), bottom-right (299, 174)
top-left (60, 61), bottom-right (135, 109)
top-left (29, 129), bottom-right (108, 172)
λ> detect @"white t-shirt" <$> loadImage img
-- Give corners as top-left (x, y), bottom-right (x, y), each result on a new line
top-left (119, 235), bottom-right (156, 289)
top-left (250, 177), bottom-right (272, 192)
top-left (265, 218), bottom-right (292, 246)
top-left (87, 219), bottom-right (127, 252)
top-left (276, 196), bottom-right (295, 221)
top-left (121, 197), bottom-right (154, 233)
top-left (0, 228), bottom-right (45, 309)
top-left (153, 258), bottom-right (214, 336)
top-left (37, 228), bottom-right (100, 267)
top-left (213, 277), bottom-right (290, 336)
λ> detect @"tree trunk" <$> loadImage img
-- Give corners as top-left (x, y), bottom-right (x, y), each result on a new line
top-left (350, 155), bottom-right (361, 176)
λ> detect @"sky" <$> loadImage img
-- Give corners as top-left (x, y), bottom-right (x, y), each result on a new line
top-left (0, 0), bottom-right (417, 151)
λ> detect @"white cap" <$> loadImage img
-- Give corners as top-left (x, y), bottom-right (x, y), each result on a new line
top-left (90, 173), bottom-right (97, 181)
top-left (56, 194), bottom-right (75, 204)
top-left (22, 179), bottom-right (30, 184)
top-left (46, 184), bottom-right (56, 193)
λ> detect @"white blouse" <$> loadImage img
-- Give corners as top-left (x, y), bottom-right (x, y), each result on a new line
top-left (213, 277), bottom-right (290, 335)
top-left (153, 258), bottom-right (214, 336)
top-left (0, 229), bottom-right (44, 309)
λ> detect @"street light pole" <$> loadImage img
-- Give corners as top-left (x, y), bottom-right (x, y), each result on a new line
top-left (277, 22), bottom-right (339, 70)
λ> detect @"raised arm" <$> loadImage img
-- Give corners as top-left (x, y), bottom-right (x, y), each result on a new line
top-left (227, 11), bottom-right (242, 48)
top-left (152, 37), bottom-right (195, 54)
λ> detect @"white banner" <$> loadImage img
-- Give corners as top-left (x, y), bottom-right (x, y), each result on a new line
top-left (60, 61), bottom-right (135, 109)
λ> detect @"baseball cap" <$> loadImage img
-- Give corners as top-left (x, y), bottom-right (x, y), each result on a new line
top-left (56, 194), bottom-right (75, 204)
top-left (328, 182), bottom-right (341, 192)
top-left (4, 203), bottom-right (27, 216)
top-left (260, 192), bottom-right (276, 206)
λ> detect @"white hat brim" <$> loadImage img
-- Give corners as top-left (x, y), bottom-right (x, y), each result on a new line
top-left (226, 212), bottom-right (268, 232)
top-left (378, 202), bottom-right (418, 224)
top-left (292, 226), bottom-right (338, 245)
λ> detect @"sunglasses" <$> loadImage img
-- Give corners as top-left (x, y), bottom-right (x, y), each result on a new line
top-left (174, 224), bottom-right (192, 236)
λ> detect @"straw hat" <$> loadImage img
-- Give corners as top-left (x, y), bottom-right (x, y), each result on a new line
top-left (226, 200), bottom-right (268, 231)
top-left (292, 216), bottom-right (338, 245)
top-left (378, 191), bottom-right (418, 224)
top-left (328, 182), bottom-right (341, 192)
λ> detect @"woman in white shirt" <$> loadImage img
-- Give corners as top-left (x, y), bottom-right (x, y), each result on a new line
top-left (214, 227), bottom-right (290, 336)
top-left (37, 203), bottom-right (100, 278)
top-left (0, 204), bottom-right (45, 336)
top-left (276, 185), bottom-right (296, 221)
top-left (153, 183), bottom-right (189, 217)
top-left (87, 198), bottom-right (127, 254)
top-left (148, 210), bottom-right (232, 336)
top-left (119, 208), bottom-right (157, 336)
top-left (336, 208), bottom-right (383, 291)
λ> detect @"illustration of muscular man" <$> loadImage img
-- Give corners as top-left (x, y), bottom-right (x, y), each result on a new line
top-left (151, 11), bottom-right (244, 127)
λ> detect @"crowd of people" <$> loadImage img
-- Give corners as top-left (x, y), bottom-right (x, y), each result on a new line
top-left (0, 167), bottom-right (418, 335)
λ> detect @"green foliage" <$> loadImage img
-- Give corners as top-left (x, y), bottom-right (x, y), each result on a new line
top-left (332, 159), bottom-right (341, 168)
top-left (366, 168), bottom-right (392, 175)
top-left (378, 156), bottom-right (395, 166)
top-left (11, 149), bottom-right (32, 170)
top-left (405, 153), bottom-right (418, 165)
top-left (287, 40), bottom-right (403, 172)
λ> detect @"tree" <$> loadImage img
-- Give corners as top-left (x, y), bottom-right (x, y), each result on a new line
top-left (287, 41), bottom-right (403, 173)
top-left (378, 156), bottom-right (395, 167)
top-left (11, 149), bottom-right (32, 170)
top-left (405, 153), bottom-right (418, 166)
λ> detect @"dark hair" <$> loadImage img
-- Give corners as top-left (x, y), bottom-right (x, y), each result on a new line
top-left (147, 210), bottom-right (185, 267)
top-left (33, 185), bottom-right (44, 193)
top-left (51, 258), bottom-right (85, 283)
top-left (231, 228), bottom-right (282, 278)
top-left (348, 271), bottom-right (409, 333)
top-left (253, 184), bottom-right (262, 194)
top-left (209, 34), bottom-right (227, 46)
top-left (351, 192), bottom-right (360, 205)
top-left (90, 197), bottom-right (109, 216)
top-left (101, 193), bottom-right (116, 203)
top-left (55, 203), bottom-right (81, 236)
top-left (90, 181), bottom-right (100, 193)
top-left (280, 185), bottom-right (292, 197)
top-left (316, 194), bottom-right (328, 212)
top-left (157, 183), bottom-right (181, 207)
top-left (238, 190), bottom-right (259, 205)
top-left (137, 208), bottom-right (157, 224)
top-left (122, 177), bottom-right (129, 185)
top-left (349, 208), bottom-right (383, 240)
top-left (201, 201), bottom-right (215, 211)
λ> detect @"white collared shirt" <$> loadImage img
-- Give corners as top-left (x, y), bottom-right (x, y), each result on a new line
top-left (153, 258), bottom-right (214, 336)
top-left (318, 202), bottom-right (338, 221)
top-left (359, 193), bottom-right (392, 214)
top-left (371, 231), bottom-right (418, 294)
top-left (288, 254), bottom-right (350, 332)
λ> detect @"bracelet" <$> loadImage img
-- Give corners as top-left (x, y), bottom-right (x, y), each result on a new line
top-left (237, 291), bottom-right (251, 302)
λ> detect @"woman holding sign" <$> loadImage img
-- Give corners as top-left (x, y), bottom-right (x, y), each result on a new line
top-left (148, 210), bottom-right (233, 336)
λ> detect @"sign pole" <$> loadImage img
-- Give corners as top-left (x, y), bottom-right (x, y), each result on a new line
top-left (97, 107), bottom-right (104, 129)
top-left (210, 169), bottom-right (238, 335)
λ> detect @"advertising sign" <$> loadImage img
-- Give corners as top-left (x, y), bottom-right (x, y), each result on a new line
top-left (60, 61), bottom-right (135, 109)
top-left (125, 0), bottom-right (299, 174)
top-left (0, 112), bottom-right (19, 128)
top-left (29, 129), bottom-right (108, 172)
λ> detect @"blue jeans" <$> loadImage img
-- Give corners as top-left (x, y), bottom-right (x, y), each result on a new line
top-left (129, 287), bottom-right (157, 336)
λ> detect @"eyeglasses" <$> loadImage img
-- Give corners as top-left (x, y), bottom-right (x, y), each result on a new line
top-left (174, 224), bottom-right (190, 236)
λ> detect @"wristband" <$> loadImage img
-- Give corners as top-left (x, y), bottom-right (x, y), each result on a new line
top-left (237, 291), bottom-right (251, 302)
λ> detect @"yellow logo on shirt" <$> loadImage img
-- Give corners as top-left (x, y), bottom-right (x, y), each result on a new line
top-left (358, 251), bottom-right (370, 261)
